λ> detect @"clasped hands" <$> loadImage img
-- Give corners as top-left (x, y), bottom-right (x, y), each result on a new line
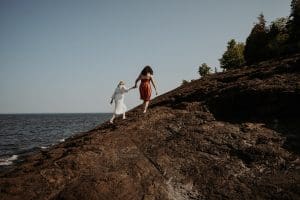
top-left (130, 85), bottom-right (137, 89)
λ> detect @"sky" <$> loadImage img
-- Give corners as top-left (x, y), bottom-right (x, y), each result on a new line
top-left (0, 0), bottom-right (292, 113)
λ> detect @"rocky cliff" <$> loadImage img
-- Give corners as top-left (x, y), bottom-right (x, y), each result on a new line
top-left (1, 55), bottom-right (300, 200)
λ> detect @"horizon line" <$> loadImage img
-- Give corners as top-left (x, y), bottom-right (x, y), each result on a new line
top-left (0, 112), bottom-right (112, 115)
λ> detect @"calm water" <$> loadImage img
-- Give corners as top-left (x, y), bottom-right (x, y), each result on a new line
top-left (0, 113), bottom-right (111, 166)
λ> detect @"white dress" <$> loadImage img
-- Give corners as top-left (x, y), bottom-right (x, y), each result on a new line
top-left (111, 86), bottom-right (129, 115)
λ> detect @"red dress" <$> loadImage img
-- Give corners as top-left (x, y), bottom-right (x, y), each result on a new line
top-left (139, 79), bottom-right (152, 101)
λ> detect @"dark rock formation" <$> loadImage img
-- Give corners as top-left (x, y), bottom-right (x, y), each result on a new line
top-left (1, 54), bottom-right (300, 200)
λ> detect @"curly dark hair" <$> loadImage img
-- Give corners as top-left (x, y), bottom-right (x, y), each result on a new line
top-left (141, 65), bottom-right (153, 76)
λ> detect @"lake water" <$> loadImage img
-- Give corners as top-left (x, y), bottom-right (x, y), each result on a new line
top-left (0, 113), bottom-right (111, 166)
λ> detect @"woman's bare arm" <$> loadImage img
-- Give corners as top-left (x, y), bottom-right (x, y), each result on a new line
top-left (150, 76), bottom-right (158, 95)
top-left (121, 86), bottom-right (132, 93)
top-left (110, 89), bottom-right (116, 104)
top-left (134, 74), bottom-right (141, 88)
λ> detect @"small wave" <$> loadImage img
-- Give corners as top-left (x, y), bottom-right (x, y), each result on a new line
top-left (40, 146), bottom-right (48, 149)
top-left (59, 138), bottom-right (65, 142)
top-left (0, 155), bottom-right (18, 166)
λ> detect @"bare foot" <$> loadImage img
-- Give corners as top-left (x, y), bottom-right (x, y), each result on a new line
top-left (110, 119), bottom-right (114, 124)
top-left (143, 110), bottom-right (147, 113)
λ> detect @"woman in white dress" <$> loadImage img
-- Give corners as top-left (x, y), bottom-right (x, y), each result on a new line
top-left (110, 81), bottom-right (132, 123)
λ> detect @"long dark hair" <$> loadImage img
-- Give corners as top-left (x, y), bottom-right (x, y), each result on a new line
top-left (141, 65), bottom-right (153, 76)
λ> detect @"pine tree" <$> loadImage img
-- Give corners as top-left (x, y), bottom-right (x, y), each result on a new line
top-left (287, 0), bottom-right (300, 52)
top-left (267, 17), bottom-right (289, 56)
top-left (244, 13), bottom-right (269, 64)
top-left (219, 39), bottom-right (245, 70)
top-left (290, 0), bottom-right (300, 30)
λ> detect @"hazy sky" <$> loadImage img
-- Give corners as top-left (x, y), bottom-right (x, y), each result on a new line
top-left (0, 0), bottom-right (291, 113)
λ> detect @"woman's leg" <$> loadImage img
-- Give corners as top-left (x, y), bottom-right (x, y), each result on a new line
top-left (123, 112), bottom-right (126, 119)
top-left (142, 101), bottom-right (146, 111)
top-left (110, 114), bottom-right (115, 123)
top-left (143, 101), bottom-right (149, 113)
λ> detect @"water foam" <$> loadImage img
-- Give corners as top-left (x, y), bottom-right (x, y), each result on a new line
top-left (0, 155), bottom-right (18, 166)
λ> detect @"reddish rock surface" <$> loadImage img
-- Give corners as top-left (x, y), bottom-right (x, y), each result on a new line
top-left (1, 55), bottom-right (300, 200)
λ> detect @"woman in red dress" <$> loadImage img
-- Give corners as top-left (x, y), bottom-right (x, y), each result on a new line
top-left (134, 66), bottom-right (158, 113)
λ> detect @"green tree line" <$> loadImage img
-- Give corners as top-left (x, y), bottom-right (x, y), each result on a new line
top-left (220, 0), bottom-right (300, 70)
